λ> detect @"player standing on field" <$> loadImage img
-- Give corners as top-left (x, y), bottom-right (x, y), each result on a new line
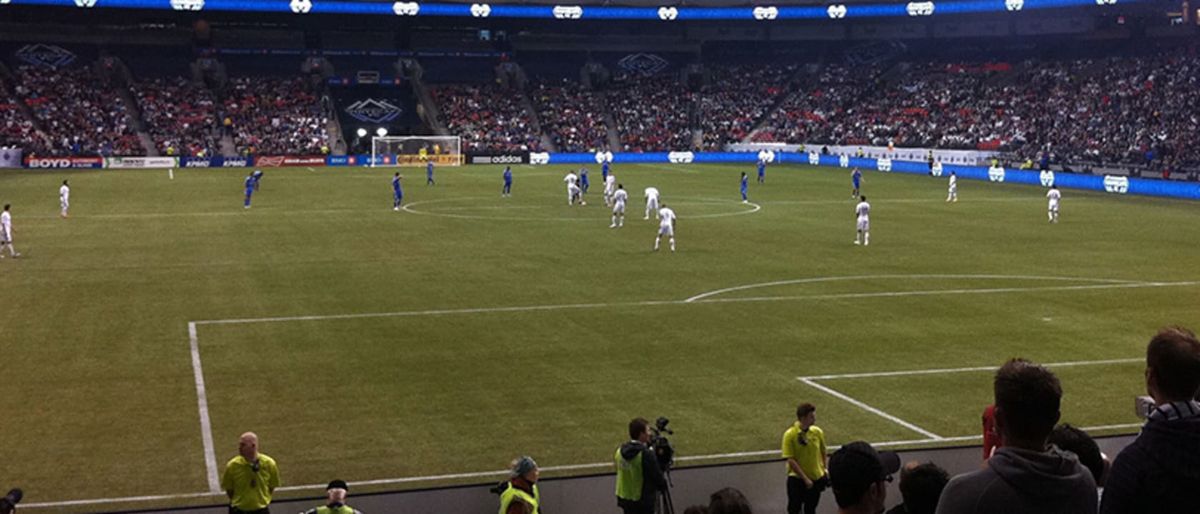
top-left (580, 166), bottom-right (590, 194)
top-left (854, 196), bottom-right (871, 246)
top-left (392, 172), bottom-right (404, 210)
top-left (564, 170), bottom-right (582, 205)
top-left (654, 203), bottom-right (676, 252)
top-left (0, 204), bottom-right (18, 258)
top-left (604, 172), bottom-right (617, 207)
top-left (502, 166), bottom-right (512, 197)
top-left (644, 186), bottom-right (660, 220)
top-left (1047, 185), bottom-right (1061, 223)
top-left (426, 160), bottom-right (435, 186)
top-left (59, 180), bottom-right (70, 218)
top-left (243, 173), bottom-right (255, 209)
top-left (610, 184), bottom-right (628, 229)
top-left (740, 172), bottom-right (749, 203)
top-left (601, 160), bottom-right (610, 185)
top-left (757, 159), bottom-right (766, 184)
top-left (947, 172), bottom-right (958, 202)
top-left (851, 167), bottom-right (862, 198)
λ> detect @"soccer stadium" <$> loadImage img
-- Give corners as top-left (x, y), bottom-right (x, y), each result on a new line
top-left (0, 0), bottom-right (1198, 512)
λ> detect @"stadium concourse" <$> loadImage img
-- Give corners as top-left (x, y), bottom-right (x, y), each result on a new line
top-left (0, 43), bottom-right (1196, 178)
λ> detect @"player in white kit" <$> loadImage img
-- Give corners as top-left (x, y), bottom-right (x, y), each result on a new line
top-left (564, 171), bottom-right (583, 205)
top-left (0, 204), bottom-right (17, 258)
top-left (644, 187), bottom-right (660, 220)
top-left (1046, 185), bottom-right (1061, 223)
top-left (854, 196), bottom-right (871, 246)
top-left (946, 172), bottom-right (957, 202)
top-left (654, 204), bottom-right (676, 252)
top-left (604, 173), bottom-right (617, 206)
top-left (610, 184), bottom-right (629, 228)
top-left (60, 180), bottom-right (70, 218)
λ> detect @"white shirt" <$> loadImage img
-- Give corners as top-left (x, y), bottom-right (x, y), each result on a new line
top-left (605, 175), bottom-right (616, 188)
top-left (948, 175), bottom-right (957, 188)
top-left (60, 184), bottom-right (70, 201)
top-left (855, 201), bottom-right (871, 221)
top-left (659, 207), bottom-right (676, 227)
top-left (564, 173), bottom-right (578, 186)
top-left (644, 187), bottom-right (660, 200)
top-left (1, 211), bottom-right (10, 230)
top-left (613, 189), bottom-right (628, 206)
top-left (1047, 189), bottom-right (1061, 203)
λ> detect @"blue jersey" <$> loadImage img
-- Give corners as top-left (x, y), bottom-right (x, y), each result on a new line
top-left (426, 162), bottom-right (433, 176)
top-left (757, 162), bottom-right (765, 175)
top-left (245, 176), bottom-right (254, 190)
top-left (602, 162), bottom-right (609, 179)
top-left (852, 170), bottom-right (862, 187)
top-left (740, 176), bottom-right (748, 191)
top-left (503, 169), bottom-right (512, 183)
top-left (393, 177), bottom-right (403, 193)
top-left (580, 170), bottom-right (589, 184)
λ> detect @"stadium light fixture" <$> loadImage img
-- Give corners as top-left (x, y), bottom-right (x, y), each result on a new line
top-left (376, 128), bottom-right (389, 137)
top-left (356, 128), bottom-right (368, 138)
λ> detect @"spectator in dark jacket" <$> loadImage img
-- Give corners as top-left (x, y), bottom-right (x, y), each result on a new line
top-left (887, 462), bottom-right (950, 514)
top-left (1101, 327), bottom-right (1200, 514)
top-left (936, 359), bottom-right (1097, 514)
top-left (616, 417), bottom-right (668, 514)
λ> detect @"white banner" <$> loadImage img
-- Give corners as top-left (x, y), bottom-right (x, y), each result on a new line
top-left (105, 157), bottom-right (179, 169)
top-left (727, 142), bottom-right (996, 166)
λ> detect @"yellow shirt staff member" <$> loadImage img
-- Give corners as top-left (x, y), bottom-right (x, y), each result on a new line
top-left (221, 432), bottom-right (281, 514)
top-left (782, 403), bottom-right (828, 514)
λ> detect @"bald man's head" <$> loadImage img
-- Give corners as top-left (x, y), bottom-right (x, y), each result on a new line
top-left (239, 432), bottom-right (259, 461)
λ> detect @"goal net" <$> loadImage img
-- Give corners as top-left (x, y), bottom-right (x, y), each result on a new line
top-left (371, 136), bottom-right (462, 167)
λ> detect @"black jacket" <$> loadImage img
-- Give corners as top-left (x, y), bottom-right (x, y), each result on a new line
top-left (617, 440), bottom-right (668, 512)
top-left (1100, 416), bottom-right (1200, 514)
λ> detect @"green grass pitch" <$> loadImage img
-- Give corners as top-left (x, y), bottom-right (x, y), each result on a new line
top-left (1, 163), bottom-right (1197, 511)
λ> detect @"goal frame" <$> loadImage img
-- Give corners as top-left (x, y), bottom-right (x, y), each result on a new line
top-left (370, 136), bottom-right (463, 167)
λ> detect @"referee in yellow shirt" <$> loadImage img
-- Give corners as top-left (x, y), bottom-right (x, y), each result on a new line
top-left (221, 432), bottom-right (281, 514)
top-left (782, 403), bottom-right (828, 514)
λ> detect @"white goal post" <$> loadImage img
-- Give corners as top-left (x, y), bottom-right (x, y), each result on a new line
top-left (371, 136), bottom-right (463, 167)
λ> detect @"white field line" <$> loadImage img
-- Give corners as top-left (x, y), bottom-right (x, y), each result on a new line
top-left (684, 274), bottom-right (1146, 303)
top-left (693, 282), bottom-right (1200, 306)
top-left (799, 357), bottom-right (1145, 381)
top-left (402, 196), bottom-right (761, 221)
top-left (20, 421), bottom-right (1142, 510)
top-left (188, 322), bottom-right (221, 493)
top-left (800, 378), bottom-right (943, 440)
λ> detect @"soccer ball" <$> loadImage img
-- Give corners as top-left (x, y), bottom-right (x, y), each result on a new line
top-left (581, 201), bottom-right (587, 205)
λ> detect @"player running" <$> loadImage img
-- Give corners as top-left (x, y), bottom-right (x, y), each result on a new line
top-left (243, 173), bottom-right (255, 208)
top-left (564, 170), bottom-right (583, 205)
top-left (644, 186), bottom-right (660, 220)
top-left (502, 166), bottom-right (512, 197)
top-left (392, 172), bottom-right (404, 210)
top-left (851, 167), bottom-right (862, 198)
top-left (740, 172), bottom-right (749, 203)
top-left (426, 160), bottom-right (435, 186)
top-left (251, 169), bottom-right (263, 191)
top-left (757, 159), bottom-right (766, 184)
top-left (601, 160), bottom-right (610, 185)
top-left (59, 180), bottom-right (70, 218)
top-left (610, 184), bottom-right (629, 229)
top-left (854, 196), bottom-right (871, 246)
top-left (654, 203), bottom-right (676, 252)
top-left (604, 172), bottom-right (617, 207)
top-left (1047, 185), bottom-right (1061, 223)
top-left (0, 204), bottom-right (18, 258)
top-left (946, 172), bottom-right (958, 202)
top-left (579, 167), bottom-right (590, 194)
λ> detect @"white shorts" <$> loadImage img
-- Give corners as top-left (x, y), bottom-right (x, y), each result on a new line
top-left (647, 198), bottom-right (659, 211)
top-left (857, 219), bottom-right (870, 231)
top-left (61, 199), bottom-right (69, 209)
top-left (658, 224), bottom-right (674, 237)
top-left (1048, 202), bottom-right (1059, 212)
top-left (948, 186), bottom-right (957, 194)
top-left (1, 228), bottom-right (10, 243)
top-left (613, 203), bottom-right (625, 214)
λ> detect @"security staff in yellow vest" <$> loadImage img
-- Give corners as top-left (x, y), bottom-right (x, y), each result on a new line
top-left (615, 418), bottom-right (668, 514)
top-left (497, 456), bottom-right (540, 514)
top-left (299, 480), bottom-right (363, 514)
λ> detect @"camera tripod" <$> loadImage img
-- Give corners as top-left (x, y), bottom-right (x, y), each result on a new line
top-left (655, 469), bottom-right (676, 514)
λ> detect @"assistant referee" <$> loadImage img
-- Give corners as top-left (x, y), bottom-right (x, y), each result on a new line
top-left (221, 432), bottom-right (281, 514)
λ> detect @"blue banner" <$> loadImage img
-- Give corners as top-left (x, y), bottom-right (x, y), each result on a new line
top-left (180, 156), bottom-right (251, 168)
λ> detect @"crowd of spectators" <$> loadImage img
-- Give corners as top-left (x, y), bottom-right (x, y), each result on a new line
top-left (607, 74), bottom-right (695, 153)
top-left (222, 76), bottom-right (330, 156)
top-left (698, 64), bottom-right (797, 150)
top-left (752, 64), bottom-right (877, 147)
top-left (433, 83), bottom-right (542, 153)
top-left (531, 79), bottom-right (609, 153)
top-left (0, 78), bottom-right (41, 153)
top-left (133, 76), bottom-right (218, 157)
top-left (16, 66), bottom-right (143, 156)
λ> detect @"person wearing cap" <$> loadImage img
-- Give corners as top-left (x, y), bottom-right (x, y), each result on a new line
top-left (497, 456), bottom-right (540, 514)
top-left (221, 432), bottom-right (281, 514)
top-left (828, 441), bottom-right (901, 514)
top-left (782, 403), bottom-right (829, 514)
top-left (300, 480), bottom-right (362, 514)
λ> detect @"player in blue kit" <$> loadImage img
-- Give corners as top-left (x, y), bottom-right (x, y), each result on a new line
top-left (601, 161), bottom-right (610, 184)
top-left (579, 166), bottom-right (590, 194)
top-left (757, 159), bottom-right (766, 184)
top-left (243, 173), bottom-right (256, 208)
top-left (251, 169), bottom-right (263, 191)
top-left (426, 161), bottom-right (435, 185)
top-left (392, 172), bottom-right (404, 210)
top-left (502, 166), bottom-right (512, 197)
top-left (740, 172), bottom-right (749, 203)
top-left (851, 167), bottom-right (862, 198)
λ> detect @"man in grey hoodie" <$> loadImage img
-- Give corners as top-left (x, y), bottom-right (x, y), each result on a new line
top-left (935, 358), bottom-right (1097, 514)
top-left (1100, 326), bottom-right (1200, 514)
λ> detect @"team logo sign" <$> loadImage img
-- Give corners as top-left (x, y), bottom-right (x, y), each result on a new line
top-left (170, 0), bottom-right (204, 10)
top-left (1095, 0), bottom-right (1116, 5)
top-left (657, 6), bottom-right (678, 20)
top-left (1103, 175), bottom-right (1129, 194)
top-left (393, 2), bottom-right (419, 15)
top-left (906, 1), bottom-right (934, 15)
top-left (1004, 0), bottom-right (1023, 11)
top-left (988, 166), bottom-right (1006, 182)
top-left (289, 0), bottom-right (311, 13)
top-left (839, 155), bottom-right (850, 168)
top-left (757, 150), bottom-right (776, 164)
top-left (594, 151), bottom-right (614, 164)
top-left (529, 152), bottom-right (550, 165)
top-left (345, 99), bottom-right (404, 124)
top-left (668, 152), bottom-right (695, 164)
top-left (15, 44), bottom-right (77, 68)
top-left (752, 6), bottom-right (778, 20)
top-left (470, 3), bottom-right (491, 17)
top-left (827, 4), bottom-right (847, 18)
top-left (74, 0), bottom-right (97, 8)
top-left (931, 162), bottom-right (944, 177)
top-left (617, 53), bottom-right (669, 76)
top-left (808, 152), bottom-right (821, 166)
top-left (552, 5), bottom-right (582, 18)
top-left (1039, 170), bottom-right (1055, 187)
top-left (876, 158), bottom-right (892, 172)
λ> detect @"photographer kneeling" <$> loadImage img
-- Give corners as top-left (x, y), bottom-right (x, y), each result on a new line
top-left (616, 417), bottom-right (669, 514)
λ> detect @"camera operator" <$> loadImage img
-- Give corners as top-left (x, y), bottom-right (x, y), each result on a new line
top-left (616, 417), bottom-right (669, 514)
